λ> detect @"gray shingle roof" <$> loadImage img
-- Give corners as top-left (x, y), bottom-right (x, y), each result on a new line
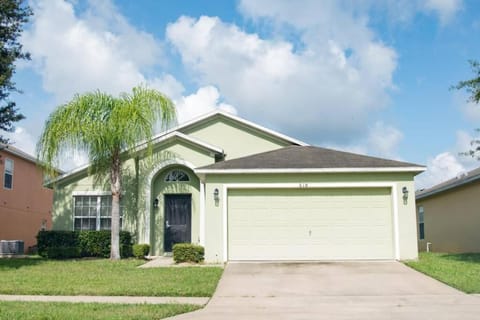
top-left (197, 146), bottom-right (423, 171)
top-left (416, 166), bottom-right (480, 200)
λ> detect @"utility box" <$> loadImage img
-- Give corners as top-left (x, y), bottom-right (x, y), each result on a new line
top-left (0, 240), bottom-right (25, 256)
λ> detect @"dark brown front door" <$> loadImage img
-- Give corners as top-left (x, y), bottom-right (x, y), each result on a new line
top-left (164, 194), bottom-right (191, 252)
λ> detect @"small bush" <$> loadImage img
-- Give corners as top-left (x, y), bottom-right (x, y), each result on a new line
top-left (132, 244), bottom-right (150, 259)
top-left (37, 230), bottom-right (133, 259)
top-left (173, 243), bottom-right (204, 263)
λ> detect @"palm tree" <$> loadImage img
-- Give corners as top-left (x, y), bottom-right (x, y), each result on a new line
top-left (37, 86), bottom-right (176, 260)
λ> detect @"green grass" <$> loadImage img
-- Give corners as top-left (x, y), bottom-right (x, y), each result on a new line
top-left (0, 258), bottom-right (223, 297)
top-left (405, 252), bottom-right (480, 293)
top-left (0, 301), bottom-right (200, 320)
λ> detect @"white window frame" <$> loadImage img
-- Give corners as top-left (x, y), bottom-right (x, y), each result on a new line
top-left (418, 206), bottom-right (425, 240)
top-left (164, 169), bottom-right (190, 182)
top-left (3, 158), bottom-right (13, 190)
top-left (72, 193), bottom-right (123, 231)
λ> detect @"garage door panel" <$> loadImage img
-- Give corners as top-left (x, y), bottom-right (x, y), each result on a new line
top-left (228, 188), bottom-right (394, 260)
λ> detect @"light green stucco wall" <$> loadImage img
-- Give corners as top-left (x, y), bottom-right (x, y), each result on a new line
top-left (202, 172), bottom-right (419, 262)
top-left (181, 116), bottom-right (291, 160)
top-left (52, 138), bottom-right (215, 254)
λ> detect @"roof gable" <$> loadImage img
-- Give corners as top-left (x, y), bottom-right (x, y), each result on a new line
top-left (196, 146), bottom-right (425, 173)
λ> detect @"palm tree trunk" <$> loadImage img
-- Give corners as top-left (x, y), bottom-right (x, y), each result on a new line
top-left (110, 151), bottom-right (121, 260)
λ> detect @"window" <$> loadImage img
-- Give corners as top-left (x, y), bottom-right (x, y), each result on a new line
top-left (418, 206), bottom-right (425, 240)
top-left (73, 195), bottom-right (122, 231)
top-left (165, 169), bottom-right (190, 182)
top-left (3, 158), bottom-right (13, 189)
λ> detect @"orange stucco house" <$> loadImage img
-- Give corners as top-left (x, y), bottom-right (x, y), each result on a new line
top-left (0, 145), bottom-right (58, 253)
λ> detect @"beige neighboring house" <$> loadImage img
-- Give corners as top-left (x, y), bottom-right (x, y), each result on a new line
top-left (416, 167), bottom-right (480, 253)
top-left (0, 145), bottom-right (58, 253)
top-left (49, 111), bottom-right (425, 262)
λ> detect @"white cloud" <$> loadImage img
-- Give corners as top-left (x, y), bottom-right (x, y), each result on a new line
top-left (424, 0), bottom-right (462, 24)
top-left (22, 0), bottom-right (171, 104)
top-left (415, 152), bottom-right (465, 189)
top-left (167, 13), bottom-right (397, 144)
top-left (415, 130), bottom-right (478, 189)
top-left (4, 127), bottom-right (36, 156)
top-left (366, 122), bottom-right (404, 159)
top-left (325, 121), bottom-right (403, 160)
top-left (175, 86), bottom-right (236, 124)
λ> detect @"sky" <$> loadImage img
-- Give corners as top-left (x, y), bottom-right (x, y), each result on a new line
top-left (6, 0), bottom-right (480, 189)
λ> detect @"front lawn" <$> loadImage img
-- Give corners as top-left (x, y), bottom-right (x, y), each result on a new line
top-left (0, 258), bottom-right (222, 297)
top-left (405, 252), bottom-right (480, 293)
top-left (0, 301), bottom-right (199, 320)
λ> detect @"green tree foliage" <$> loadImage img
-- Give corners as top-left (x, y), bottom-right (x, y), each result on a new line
top-left (453, 60), bottom-right (480, 104)
top-left (37, 86), bottom-right (176, 259)
top-left (454, 60), bottom-right (480, 160)
top-left (0, 0), bottom-right (32, 143)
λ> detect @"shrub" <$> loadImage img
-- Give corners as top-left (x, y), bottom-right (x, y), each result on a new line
top-left (36, 230), bottom-right (133, 259)
top-left (37, 231), bottom-right (80, 259)
top-left (173, 243), bottom-right (204, 263)
top-left (132, 244), bottom-right (150, 259)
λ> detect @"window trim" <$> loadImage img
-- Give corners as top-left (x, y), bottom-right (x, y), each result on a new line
top-left (73, 194), bottom-right (122, 231)
top-left (164, 169), bottom-right (190, 182)
top-left (418, 206), bottom-right (425, 240)
top-left (3, 158), bottom-right (13, 190)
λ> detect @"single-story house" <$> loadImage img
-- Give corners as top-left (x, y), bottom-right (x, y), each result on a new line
top-left (50, 111), bottom-right (424, 262)
top-left (0, 145), bottom-right (57, 253)
top-left (416, 167), bottom-right (480, 253)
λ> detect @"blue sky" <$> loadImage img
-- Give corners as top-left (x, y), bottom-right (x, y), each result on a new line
top-left (7, 0), bottom-right (480, 188)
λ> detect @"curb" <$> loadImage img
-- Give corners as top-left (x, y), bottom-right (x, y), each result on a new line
top-left (0, 295), bottom-right (209, 305)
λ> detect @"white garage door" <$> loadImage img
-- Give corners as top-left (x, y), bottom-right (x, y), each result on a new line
top-left (227, 188), bottom-right (394, 260)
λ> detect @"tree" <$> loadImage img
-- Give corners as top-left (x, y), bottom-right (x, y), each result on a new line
top-left (0, 0), bottom-right (33, 143)
top-left (454, 60), bottom-right (480, 159)
top-left (37, 86), bottom-right (176, 260)
top-left (452, 60), bottom-right (480, 104)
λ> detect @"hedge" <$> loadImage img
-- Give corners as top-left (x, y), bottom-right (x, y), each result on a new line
top-left (37, 230), bottom-right (132, 259)
top-left (173, 243), bottom-right (204, 263)
top-left (132, 244), bottom-right (150, 259)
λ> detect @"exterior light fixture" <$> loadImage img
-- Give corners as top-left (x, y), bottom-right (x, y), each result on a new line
top-left (213, 188), bottom-right (220, 201)
top-left (153, 198), bottom-right (159, 208)
top-left (402, 186), bottom-right (408, 201)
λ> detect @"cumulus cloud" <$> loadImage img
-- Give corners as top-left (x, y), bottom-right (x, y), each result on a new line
top-left (22, 0), bottom-right (173, 104)
top-left (326, 121), bottom-right (404, 160)
top-left (166, 9), bottom-right (397, 145)
top-left (415, 130), bottom-right (478, 189)
top-left (175, 86), bottom-right (236, 124)
top-left (415, 152), bottom-right (465, 189)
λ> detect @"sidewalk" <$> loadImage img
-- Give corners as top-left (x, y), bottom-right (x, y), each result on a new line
top-left (0, 294), bottom-right (209, 305)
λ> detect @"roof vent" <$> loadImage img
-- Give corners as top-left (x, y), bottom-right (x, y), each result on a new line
top-left (456, 171), bottom-right (468, 179)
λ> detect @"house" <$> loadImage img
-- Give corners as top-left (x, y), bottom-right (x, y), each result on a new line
top-left (50, 111), bottom-right (424, 262)
top-left (416, 167), bottom-right (480, 253)
top-left (0, 145), bottom-right (57, 253)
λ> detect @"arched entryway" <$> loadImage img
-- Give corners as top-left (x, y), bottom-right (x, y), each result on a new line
top-left (149, 164), bottom-right (200, 255)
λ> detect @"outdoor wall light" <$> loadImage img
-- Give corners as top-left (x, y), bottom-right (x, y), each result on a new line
top-left (402, 186), bottom-right (409, 201)
top-left (213, 188), bottom-right (220, 201)
top-left (153, 198), bottom-right (159, 208)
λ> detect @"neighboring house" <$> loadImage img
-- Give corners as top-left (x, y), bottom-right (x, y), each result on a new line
top-left (50, 111), bottom-right (425, 262)
top-left (416, 167), bottom-right (480, 253)
top-left (0, 145), bottom-right (57, 252)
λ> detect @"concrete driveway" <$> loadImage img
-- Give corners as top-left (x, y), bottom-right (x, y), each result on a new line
top-left (170, 262), bottom-right (480, 319)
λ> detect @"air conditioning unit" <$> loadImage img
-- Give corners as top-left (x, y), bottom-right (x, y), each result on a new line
top-left (0, 240), bottom-right (24, 255)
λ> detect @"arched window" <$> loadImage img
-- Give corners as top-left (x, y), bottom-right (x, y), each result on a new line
top-left (164, 169), bottom-right (190, 182)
